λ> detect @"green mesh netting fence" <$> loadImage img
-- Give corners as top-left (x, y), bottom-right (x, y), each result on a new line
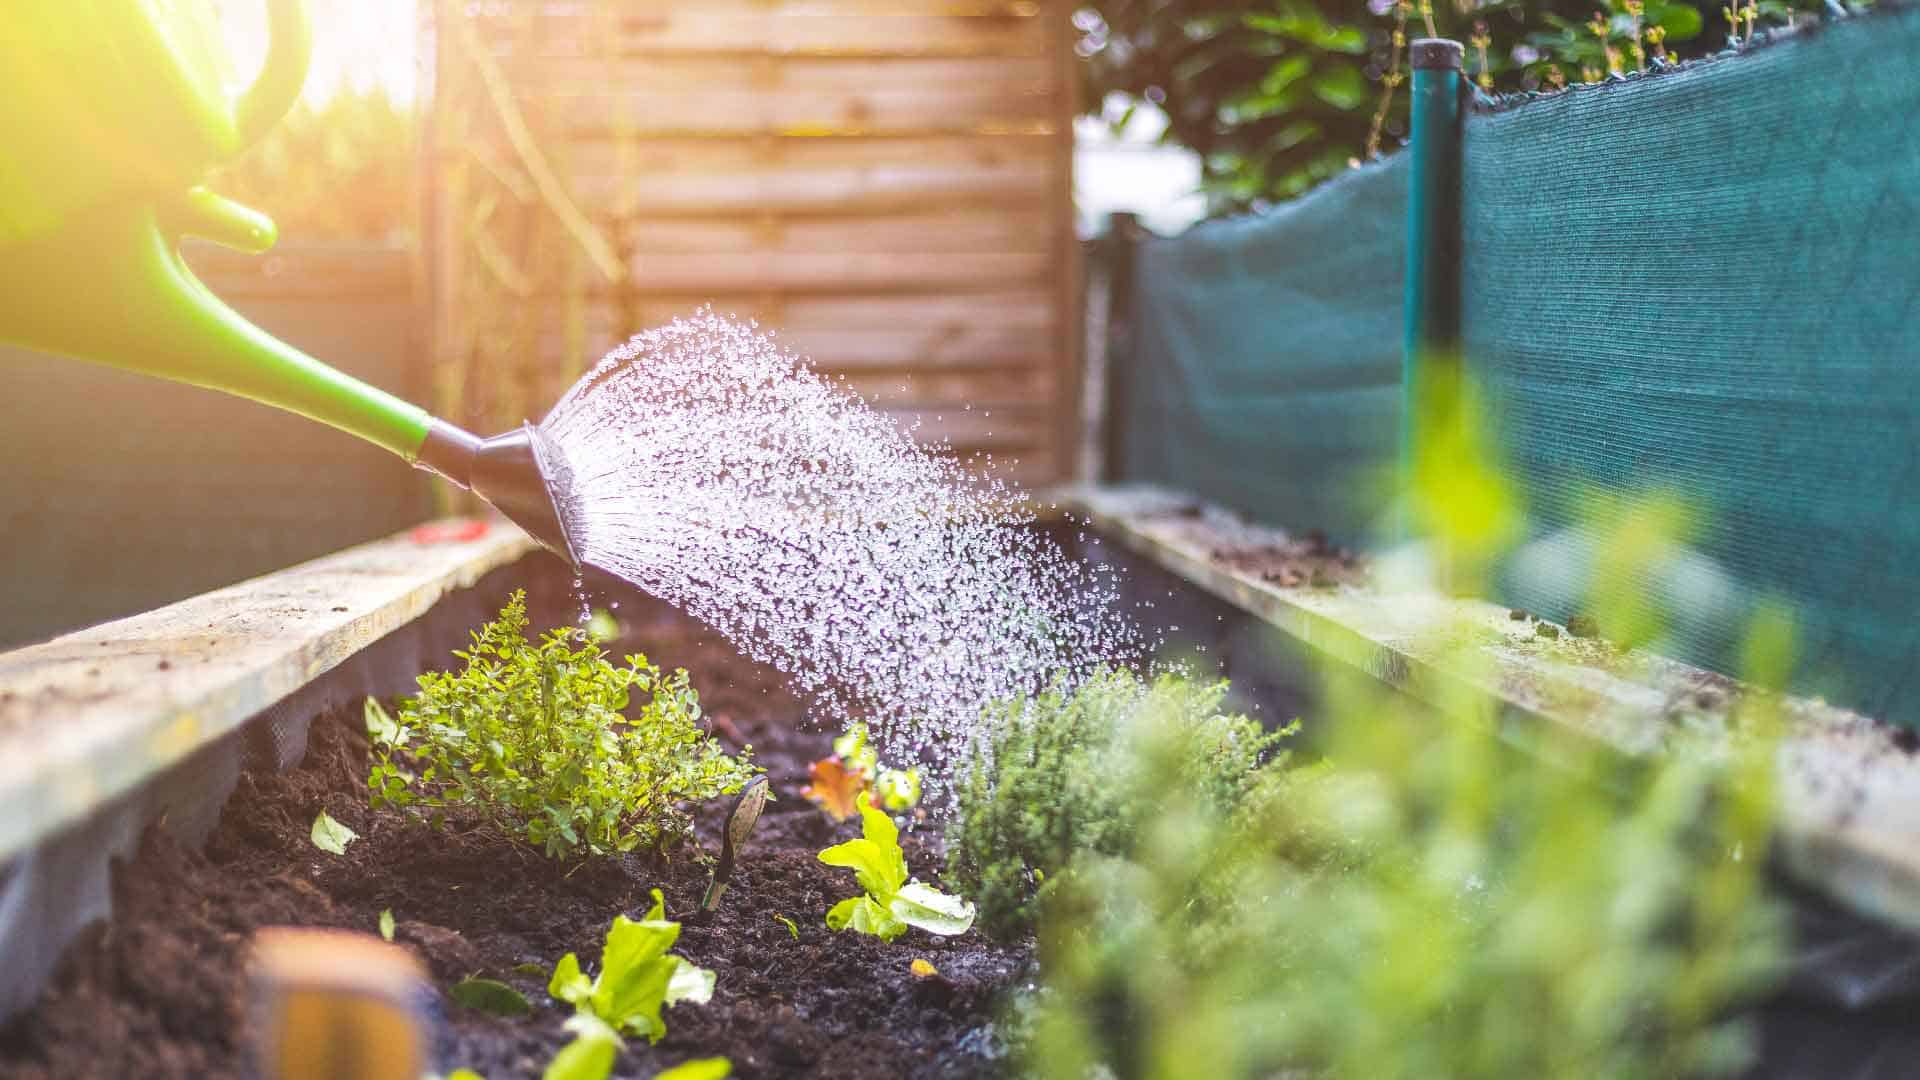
top-left (1109, 155), bottom-right (1407, 545)
top-left (1106, 6), bottom-right (1920, 726)
top-left (1464, 8), bottom-right (1920, 721)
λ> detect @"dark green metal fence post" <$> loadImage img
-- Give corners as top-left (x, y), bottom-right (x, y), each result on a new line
top-left (1100, 211), bottom-right (1143, 484)
top-left (1403, 39), bottom-right (1466, 536)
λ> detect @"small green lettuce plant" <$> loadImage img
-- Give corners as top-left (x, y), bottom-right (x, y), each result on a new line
top-left (366, 590), bottom-right (758, 858)
top-left (821, 802), bottom-right (975, 942)
top-left (548, 888), bottom-right (716, 1046)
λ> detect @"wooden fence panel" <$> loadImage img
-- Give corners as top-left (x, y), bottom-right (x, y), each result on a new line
top-left (428, 0), bottom-right (1078, 484)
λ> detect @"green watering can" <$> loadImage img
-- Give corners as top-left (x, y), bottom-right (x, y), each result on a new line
top-left (0, 0), bottom-right (580, 564)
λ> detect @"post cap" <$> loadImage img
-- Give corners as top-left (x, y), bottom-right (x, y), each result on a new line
top-left (1410, 39), bottom-right (1465, 70)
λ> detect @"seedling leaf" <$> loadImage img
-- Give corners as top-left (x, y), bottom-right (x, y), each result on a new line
top-left (819, 804), bottom-right (970, 942)
top-left (364, 698), bottom-right (401, 745)
top-left (549, 952), bottom-right (592, 1005)
top-left (542, 1015), bottom-right (621, 1080)
top-left (665, 959), bottom-right (716, 1006)
top-left (890, 882), bottom-right (976, 937)
top-left (379, 908), bottom-right (395, 942)
top-left (450, 976), bottom-right (531, 1016)
top-left (774, 914), bottom-right (799, 940)
top-left (818, 803), bottom-right (907, 899)
top-left (550, 890), bottom-right (716, 1044)
top-left (310, 810), bottom-right (358, 855)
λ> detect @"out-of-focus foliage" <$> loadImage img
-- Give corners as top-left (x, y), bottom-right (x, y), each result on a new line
top-left (987, 387), bottom-right (1795, 1076)
top-left (1075, 0), bottom-right (1829, 210)
top-left (1023, 665), bottom-right (1786, 1078)
top-left (210, 89), bottom-right (415, 243)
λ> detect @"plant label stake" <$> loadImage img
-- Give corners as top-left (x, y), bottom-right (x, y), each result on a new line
top-left (250, 927), bottom-right (430, 1080)
top-left (702, 776), bottom-right (771, 912)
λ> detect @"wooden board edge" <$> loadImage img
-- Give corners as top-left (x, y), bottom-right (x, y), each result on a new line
top-left (0, 521), bottom-right (539, 861)
top-left (1050, 482), bottom-right (1920, 933)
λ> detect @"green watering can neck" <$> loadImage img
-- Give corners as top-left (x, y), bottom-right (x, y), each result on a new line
top-left (0, 0), bottom-right (584, 567)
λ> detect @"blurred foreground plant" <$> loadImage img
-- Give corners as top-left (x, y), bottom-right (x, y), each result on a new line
top-left (1026, 662), bottom-right (1784, 1078)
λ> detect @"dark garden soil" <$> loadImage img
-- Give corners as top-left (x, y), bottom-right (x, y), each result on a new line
top-left (0, 596), bottom-right (1028, 1080)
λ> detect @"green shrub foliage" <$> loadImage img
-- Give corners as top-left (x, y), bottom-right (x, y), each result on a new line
top-left (946, 668), bottom-right (1287, 940)
top-left (366, 591), bottom-right (758, 858)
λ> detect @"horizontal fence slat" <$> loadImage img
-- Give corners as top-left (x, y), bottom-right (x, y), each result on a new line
top-left (501, 55), bottom-right (1054, 94)
top-left (526, 134), bottom-right (1053, 217)
top-left (542, 84), bottom-right (1058, 138)
top-left (617, 210), bottom-right (1053, 256)
top-left (474, 8), bottom-right (1047, 59)
top-left (836, 368), bottom-right (1055, 407)
top-left (880, 405), bottom-right (1050, 449)
top-left (616, 250), bottom-right (1049, 292)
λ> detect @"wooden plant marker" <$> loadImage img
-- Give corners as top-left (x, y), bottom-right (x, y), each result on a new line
top-left (251, 927), bottom-right (430, 1080)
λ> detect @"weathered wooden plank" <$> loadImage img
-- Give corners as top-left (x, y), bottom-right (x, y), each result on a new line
top-left (527, 297), bottom-right (1055, 373)
top-left (0, 522), bottom-right (536, 861)
top-left (505, 56), bottom-right (1055, 96)
top-left (474, 8), bottom-right (1048, 59)
top-left (1056, 484), bottom-right (1920, 933)
top-left (570, 155), bottom-right (1051, 217)
top-left (880, 405), bottom-right (1050, 450)
top-left (616, 249), bottom-right (1050, 292)
top-left (472, 0), bottom-right (1042, 15)
top-left (1045, 0), bottom-right (1084, 479)
top-left (545, 81), bottom-right (1057, 139)
top-left (615, 210), bottom-right (1053, 256)
top-left (836, 367), bottom-right (1055, 408)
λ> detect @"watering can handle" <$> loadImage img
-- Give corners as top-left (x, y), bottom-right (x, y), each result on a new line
top-left (234, 0), bottom-right (313, 150)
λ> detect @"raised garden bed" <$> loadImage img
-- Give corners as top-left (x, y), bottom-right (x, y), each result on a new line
top-left (6, 502), bottom-right (1920, 1078)
top-left (0, 578), bottom-right (1025, 1079)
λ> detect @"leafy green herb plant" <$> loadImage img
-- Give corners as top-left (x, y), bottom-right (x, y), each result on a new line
top-left (821, 802), bottom-right (975, 943)
top-left (548, 888), bottom-right (715, 1050)
top-left (366, 591), bottom-right (758, 858)
top-left (947, 668), bottom-right (1287, 939)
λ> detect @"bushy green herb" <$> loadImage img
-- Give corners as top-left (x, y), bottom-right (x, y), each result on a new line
top-left (946, 668), bottom-right (1287, 939)
top-left (821, 802), bottom-right (975, 943)
top-left (366, 591), bottom-right (758, 858)
top-left (548, 889), bottom-right (715, 1045)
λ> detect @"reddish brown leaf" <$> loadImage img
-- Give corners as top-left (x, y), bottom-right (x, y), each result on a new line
top-left (802, 755), bottom-right (873, 822)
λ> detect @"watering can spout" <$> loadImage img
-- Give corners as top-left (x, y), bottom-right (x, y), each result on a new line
top-left (417, 422), bottom-right (583, 567)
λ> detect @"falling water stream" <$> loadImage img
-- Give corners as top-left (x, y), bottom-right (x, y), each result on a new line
top-left (539, 310), bottom-right (1142, 781)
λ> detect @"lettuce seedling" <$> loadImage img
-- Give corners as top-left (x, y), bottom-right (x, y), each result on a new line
top-left (820, 802), bottom-right (974, 942)
top-left (548, 889), bottom-right (715, 1044)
